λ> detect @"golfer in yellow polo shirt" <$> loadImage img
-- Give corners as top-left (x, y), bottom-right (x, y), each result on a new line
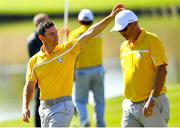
top-left (111, 10), bottom-right (170, 127)
top-left (21, 3), bottom-right (124, 127)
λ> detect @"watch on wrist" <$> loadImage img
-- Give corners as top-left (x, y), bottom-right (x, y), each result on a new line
top-left (150, 96), bottom-right (157, 102)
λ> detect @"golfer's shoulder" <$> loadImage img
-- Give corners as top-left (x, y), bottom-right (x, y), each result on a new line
top-left (28, 52), bottom-right (40, 64)
top-left (120, 40), bottom-right (128, 49)
top-left (145, 30), bottom-right (160, 40)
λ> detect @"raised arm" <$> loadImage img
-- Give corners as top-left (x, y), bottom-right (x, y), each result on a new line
top-left (78, 3), bottom-right (124, 49)
top-left (22, 81), bottom-right (36, 123)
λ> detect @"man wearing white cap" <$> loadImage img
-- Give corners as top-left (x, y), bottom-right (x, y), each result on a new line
top-left (68, 9), bottom-right (105, 127)
top-left (111, 10), bottom-right (170, 127)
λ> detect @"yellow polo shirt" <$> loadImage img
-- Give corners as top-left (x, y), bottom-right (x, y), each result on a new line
top-left (68, 25), bottom-right (103, 68)
top-left (26, 40), bottom-right (81, 100)
top-left (120, 29), bottom-right (168, 102)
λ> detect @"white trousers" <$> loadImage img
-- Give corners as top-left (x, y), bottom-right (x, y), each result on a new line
top-left (121, 94), bottom-right (170, 127)
top-left (39, 100), bottom-right (74, 127)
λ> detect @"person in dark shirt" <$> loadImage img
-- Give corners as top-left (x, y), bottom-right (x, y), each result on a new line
top-left (27, 32), bottom-right (43, 57)
top-left (27, 13), bottom-right (49, 127)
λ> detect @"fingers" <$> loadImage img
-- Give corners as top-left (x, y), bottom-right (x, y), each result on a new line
top-left (22, 109), bottom-right (30, 123)
top-left (110, 8), bottom-right (123, 18)
top-left (142, 98), bottom-right (156, 118)
top-left (143, 107), bottom-right (153, 118)
top-left (114, 3), bottom-right (125, 9)
top-left (114, 8), bottom-right (123, 15)
top-left (110, 3), bottom-right (125, 17)
top-left (113, 3), bottom-right (125, 11)
top-left (22, 114), bottom-right (30, 123)
top-left (149, 108), bottom-right (153, 115)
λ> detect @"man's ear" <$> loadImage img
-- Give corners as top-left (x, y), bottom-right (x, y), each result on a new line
top-left (38, 35), bottom-right (45, 41)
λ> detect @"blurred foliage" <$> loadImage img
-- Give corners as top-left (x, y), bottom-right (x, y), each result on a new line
top-left (0, 0), bottom-right (180, 15)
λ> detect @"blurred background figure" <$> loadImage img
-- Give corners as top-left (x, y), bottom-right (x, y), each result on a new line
top-left (68, 9), bottom-right (106, 127)
top-left (27, 13), bottom-right (49, 127)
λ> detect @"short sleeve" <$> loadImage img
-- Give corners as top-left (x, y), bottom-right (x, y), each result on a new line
top-left (63, 39), bottom-right (81, 56)
top-left (148, 36), bottom-right (168, 67)
top-left (26, 58), bottom-right (37, 84)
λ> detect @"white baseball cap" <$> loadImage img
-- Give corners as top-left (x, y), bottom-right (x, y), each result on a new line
top-left (78, 9), bottom-right (94, 22)
top-left (111, 10), bottom-right (138, 32)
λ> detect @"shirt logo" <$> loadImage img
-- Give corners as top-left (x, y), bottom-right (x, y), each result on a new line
top-left (57, 57), bottom-right (63, 63)
top-left (136, 52), bottom-right (141, 59)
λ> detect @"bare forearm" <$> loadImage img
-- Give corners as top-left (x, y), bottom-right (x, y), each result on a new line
top-left (87, 3), bottom-right (125, 39)
top-left (151, 65), bottom-right (167, 97)
top-left (22, 81), bottom-right (35, 123)
top-left (143, 65), bottom-right (167, 117)
top-left (22, 82), bottom-right (35, 109)
top-left (79, 15), bottom-right (113, 49)
top-left (79, 3), bottom-right (124, 48)
top-left (87, 15), bottom-right (113, 39)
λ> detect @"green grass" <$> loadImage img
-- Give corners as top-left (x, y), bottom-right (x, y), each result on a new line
top-left (0, 0), bottom-right (180, 15)
top-left (166, 84), bottom-right (180, 126)
top-left (1, 84), bottom-right (180, 127)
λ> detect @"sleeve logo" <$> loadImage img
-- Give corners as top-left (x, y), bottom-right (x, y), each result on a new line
top-left (57, 57), bottom-right (63, 63)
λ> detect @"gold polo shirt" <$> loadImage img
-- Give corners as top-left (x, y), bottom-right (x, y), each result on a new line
top-left (69, 25), bottom-right (103, 68)
top-left (120, 29), bottom-right (168, 102)
top-left (26, 40), bottom-right (81, 100)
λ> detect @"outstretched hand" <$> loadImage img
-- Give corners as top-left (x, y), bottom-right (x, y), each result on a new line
top-left (110, 3), bottom-right (125, 18)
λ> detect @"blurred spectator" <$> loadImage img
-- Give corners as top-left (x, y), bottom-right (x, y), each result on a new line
top-left (68, 9), bottom-right (106, 127)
